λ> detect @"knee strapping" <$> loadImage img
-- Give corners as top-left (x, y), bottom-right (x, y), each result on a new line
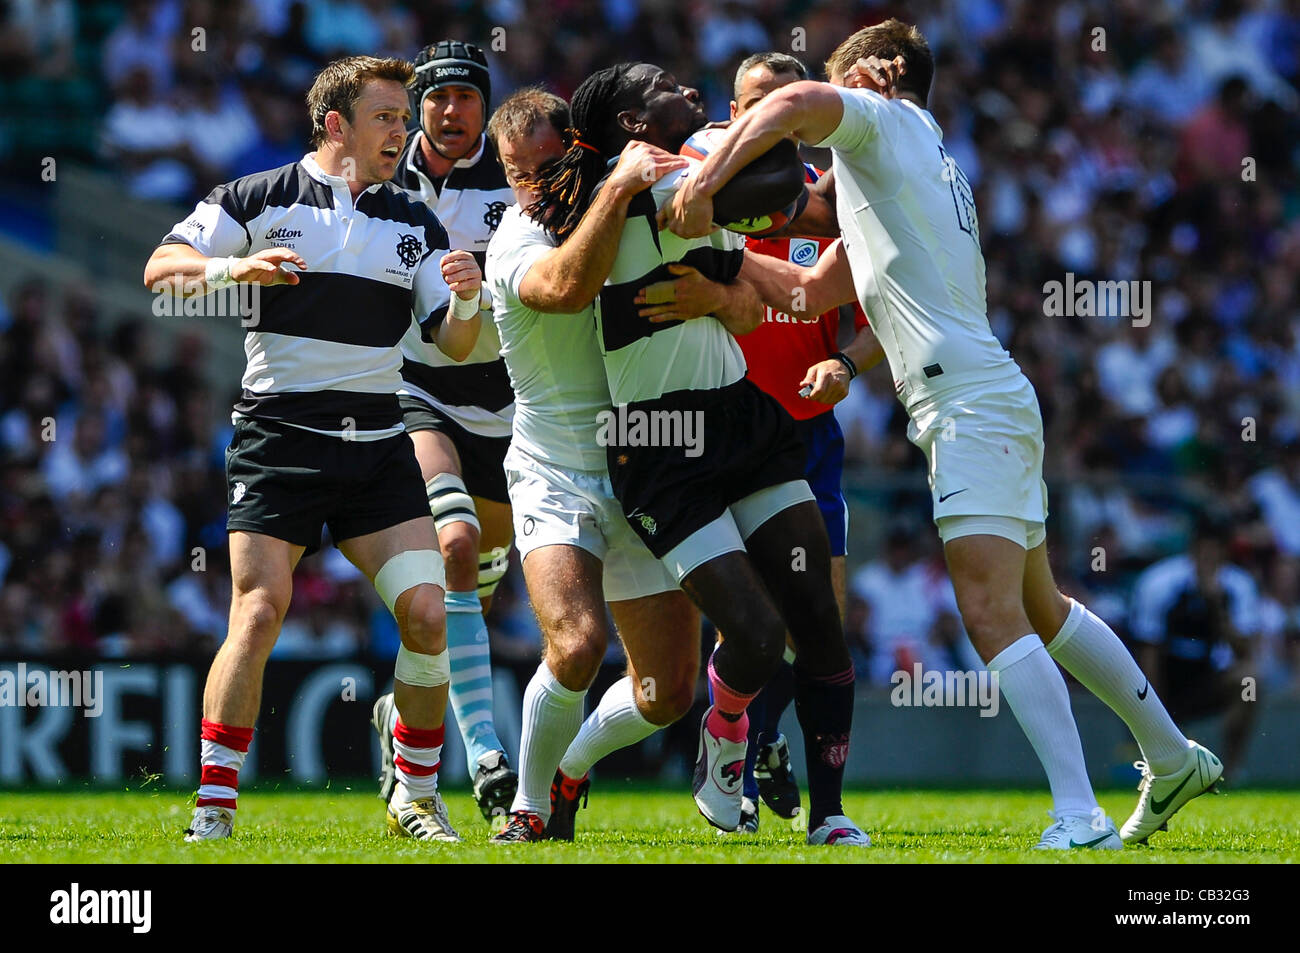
top-left (395, 644), bottom-right (450, 687)
top-left (426, 473), bottom-right (480, 533)
top-left (374, 549), bottom-right (445, 616)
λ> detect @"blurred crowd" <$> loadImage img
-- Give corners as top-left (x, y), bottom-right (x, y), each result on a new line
top-left (0, 0), bottom-right (1298, 702)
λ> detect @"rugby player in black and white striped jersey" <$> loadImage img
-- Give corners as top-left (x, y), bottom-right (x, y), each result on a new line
top-left (374, 41), bottom-right (520, 819)
top-left (144, 56), bottom-right (484, 845)
top-left (529, 63), bottom-right (868, 845)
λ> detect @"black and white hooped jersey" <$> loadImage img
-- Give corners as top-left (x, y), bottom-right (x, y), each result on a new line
top-left (392, 130), bottom-right (516, 438)
top-left (160, 153), bottom-right (453, 440)
top-left (595, 159), bottom-right (748, 409)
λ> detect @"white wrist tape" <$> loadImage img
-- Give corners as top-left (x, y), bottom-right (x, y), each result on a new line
top-left (478, 286), bottom-right (493, 312)
top-left (374, 549), bottom-right (445, 616)
top-left (204, 256), bottom-right (239, 289)
top-left (449, 289), bottom-right (479, 321)
top-left (395, 645), bottom-right (450, 687)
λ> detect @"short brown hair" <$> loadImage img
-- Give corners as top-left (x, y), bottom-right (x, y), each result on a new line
top-left (487, 86), bottom-right (571, 152)
top-left (825, 19), bottom-right (933, 103)
top-left (733, 52), bottom-right (809, 99)
top-left (306, 55), bottom-right (415, 148)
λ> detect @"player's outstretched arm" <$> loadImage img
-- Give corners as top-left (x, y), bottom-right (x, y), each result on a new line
top-left (738, 236), bottom-right (856, 319)
top-left (664, 81), bottom-right (846, 238)
top-left (431, 250), bottom-right (483, 362)
top-left (520, 141), bottom-right (687, 313)
top-left (635, 263), bottom-right (763, 336)
top-left (144, 244), bottom-right (306, 295)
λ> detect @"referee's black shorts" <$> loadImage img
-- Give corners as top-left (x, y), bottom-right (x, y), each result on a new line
top-left (607, 377), bottom-right (807, 559)
top-left (225, 416), bottom-right (430, 554)
top-left (399, 396), bottom-right (510, 504)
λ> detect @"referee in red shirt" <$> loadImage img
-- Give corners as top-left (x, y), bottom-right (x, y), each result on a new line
top-left (666, 52), bottom-right (879, 830)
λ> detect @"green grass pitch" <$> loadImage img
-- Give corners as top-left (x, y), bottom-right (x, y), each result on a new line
top-left (2, 786), bottom-right (1297, 863)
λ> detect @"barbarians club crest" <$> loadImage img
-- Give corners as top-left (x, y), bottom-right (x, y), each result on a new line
top-left (483, 200), bottom-right (507, 230)
top-left (395, 234), bottom-right (422, 268)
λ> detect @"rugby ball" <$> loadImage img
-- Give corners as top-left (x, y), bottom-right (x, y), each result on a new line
top-left (681, 127), bottom-right (807, 237)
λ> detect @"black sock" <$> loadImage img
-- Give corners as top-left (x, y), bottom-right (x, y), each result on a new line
top-left (756, 660), bottom-right (796, 747)
top-left (793, 665), bottom-right (855, 829)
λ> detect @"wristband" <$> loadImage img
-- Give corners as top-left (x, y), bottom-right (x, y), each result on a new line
top-left (449, 289), bottom-right (479, 321)
top-left (204, 256), bottom-right (239, 289)
top-left (831, 351), bottom-right (858, 379)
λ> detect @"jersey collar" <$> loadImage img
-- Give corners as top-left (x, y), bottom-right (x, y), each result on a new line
top-left (301, 152), bottom-right (384, 193)
top-left (409, 130), bottom-right (488, 182)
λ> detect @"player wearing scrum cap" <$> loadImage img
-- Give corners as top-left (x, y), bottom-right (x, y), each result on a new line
top-left (666, 18), bottom-right (1223, 849)
top-left (372, 39), bottom-right (520, 822)
top-left (144, 55), bottom-right (484, 844)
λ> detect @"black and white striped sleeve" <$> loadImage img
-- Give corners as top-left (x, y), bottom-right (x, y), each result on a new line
top-left (159, 182), bottom-right (252, 258)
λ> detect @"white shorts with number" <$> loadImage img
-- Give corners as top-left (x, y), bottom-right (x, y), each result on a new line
top-left (504, 444), bottom-right (679, 602)
top-left (908, 373), bottom-right (1049, 551)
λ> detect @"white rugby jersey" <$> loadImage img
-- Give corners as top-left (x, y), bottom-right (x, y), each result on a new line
top-left (487, 205), bottom-right (609, 472)
top-left (596, 159), bottom-right (748, 408)
top-left (814, 88), bottom-right (1020, 410)
top-left (160, 153), bottom-right (452, 440)
top-left (392, 130), bottom-right (517, 437)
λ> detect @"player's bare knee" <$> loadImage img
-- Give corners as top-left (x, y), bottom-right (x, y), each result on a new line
top-left (752, 617), bottom-right (789, 672)
top-left (231, 589), bottom-right (288, 653)
top-left (397, 583), bottom-right (447, 654)
top-left (639, 672), bottom-right (695, 725)
top-left (547, 620), bottom-right (606, 688)
top-left (439, 524), bottom-right (479, 587)
top-left (960, 597), bottom-right (1030, 656)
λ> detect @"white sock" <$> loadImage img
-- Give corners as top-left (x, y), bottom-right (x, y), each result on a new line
top-left (1046, 599), bottom-right (1188, 775)
top-left (988, 634), bottom-right (1097, 816)
top-left (511, 661), bottom-right (587, 820)
top-left (559, 675), bottom-right (657, 779)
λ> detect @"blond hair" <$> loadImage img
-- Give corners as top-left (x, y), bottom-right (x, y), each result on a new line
top-left (825, 19), bottom-right (933, 102)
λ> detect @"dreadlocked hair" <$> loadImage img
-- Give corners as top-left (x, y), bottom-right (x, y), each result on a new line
top-left (525, 63), bottom-right (640, 241)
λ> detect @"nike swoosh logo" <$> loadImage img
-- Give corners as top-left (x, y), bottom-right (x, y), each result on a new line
top-left (1137, 680), bottom-right (1149, 701)
top-left (938, 489), bottom-right (968, 502)
top-left (1069, 833), bottom-right (1115, 848)
top-left (1149, 764), bottom-right (1197, 815)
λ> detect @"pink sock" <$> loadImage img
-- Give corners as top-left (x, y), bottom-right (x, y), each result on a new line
top-left (707, 657), bottom-right (755, 743)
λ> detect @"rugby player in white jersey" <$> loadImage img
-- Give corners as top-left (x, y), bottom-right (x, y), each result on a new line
top-left (665, 19), bottom-right (1223, 848)
top-left (478, 88), bottom-right (710, 842)
top-left (529, 63), bottom-right (869, 845)
top-left (145, 56), bottom-right (484, 843)
top-left (373, 40), bottom-right (520, 822)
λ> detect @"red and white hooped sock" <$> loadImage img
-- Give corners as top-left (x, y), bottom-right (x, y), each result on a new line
top-left (392, 719), bottom-right (444, 804)
top-left (196, 718), bottom-right (253, 812)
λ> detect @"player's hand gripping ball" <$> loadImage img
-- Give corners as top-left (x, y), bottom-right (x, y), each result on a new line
top-left (679, 127), bottom-right (808, 238)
